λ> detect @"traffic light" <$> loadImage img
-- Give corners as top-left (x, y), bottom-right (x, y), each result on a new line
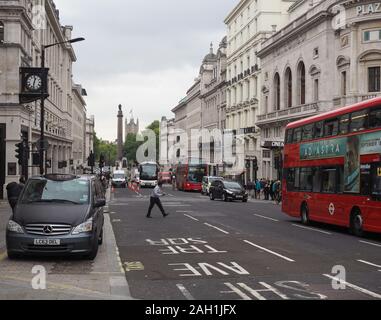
top-left (99, 153), bottom-right (105, 168)
top-left (88, 151), bottom-right (95, 167)
top-left (253, 157), bottom-right (258, 171)
top-left (15, 142), bottom-right (24, 165)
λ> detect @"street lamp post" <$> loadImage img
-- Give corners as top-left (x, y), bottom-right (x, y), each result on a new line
top-left (39, 37), bottom-right (85, 175)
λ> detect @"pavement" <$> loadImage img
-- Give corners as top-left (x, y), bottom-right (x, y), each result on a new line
top-left (108, 185), bottom-right (381, 300)
top-left (0, 188), bottom-right (133, 300)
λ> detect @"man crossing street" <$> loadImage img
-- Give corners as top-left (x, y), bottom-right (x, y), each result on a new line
top-left (146, 181), bottom-right (169, 218)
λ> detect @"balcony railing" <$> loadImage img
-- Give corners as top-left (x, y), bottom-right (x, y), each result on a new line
top-left (257, 102), bottom-right (319, 124)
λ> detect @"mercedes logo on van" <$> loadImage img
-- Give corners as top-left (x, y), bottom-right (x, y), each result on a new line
top-left (43, 225), bottom-right (53, 234)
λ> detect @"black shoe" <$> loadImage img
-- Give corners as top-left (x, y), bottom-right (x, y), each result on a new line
top-left (163, 213), bottom-right (169, 217)
top-left (146, 215), bottom-right (152, 218)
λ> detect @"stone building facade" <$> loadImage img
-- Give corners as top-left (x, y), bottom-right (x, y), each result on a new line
top-left (0, 0), bottom-right (87, 198)
top-left (256, 0), bottom-right (381, 180)
top-left (224, 0), bottom-right (296, 184)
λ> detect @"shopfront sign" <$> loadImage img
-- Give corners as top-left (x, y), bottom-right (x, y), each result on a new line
top-left (262, 141), bottom-right (284, 149)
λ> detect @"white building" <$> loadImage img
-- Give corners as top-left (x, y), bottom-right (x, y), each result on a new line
top-left (224, 0), bottom-right (296, 184)
top-left (256, 0), bottom-right (381, 180)
top-left (85, 115), bottom-right (95, 162)
top-left (71, 84), bottom-right (87, 173)
top-left (0, 0), bottom-right (86, 198)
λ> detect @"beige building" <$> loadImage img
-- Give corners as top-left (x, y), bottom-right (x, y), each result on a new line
top-left (0, 0), bottom-right (86, 198)
top-left (257, 0), bottom-right (381, 180)
top-left (71, 84), bottom-right (87, 172)
top-left (85, 115), bottom-right (95, 161)
top-left (224, 0), bottom-right (296, 184)
top-left (200, 39), bottom-right (228, 176)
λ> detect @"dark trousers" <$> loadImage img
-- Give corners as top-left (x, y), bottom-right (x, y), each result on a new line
top-left (8, 199), bottom-right (17, 213)
top-left (147, 197), bottom-right (165, 217)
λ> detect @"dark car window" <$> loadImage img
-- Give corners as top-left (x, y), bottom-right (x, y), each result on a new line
top-left (21, 178), bottom-right (90, 205)
top-left (224, 182), bottom-right (242, 189)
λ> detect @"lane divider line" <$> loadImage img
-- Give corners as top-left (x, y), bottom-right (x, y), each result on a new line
top-left (204, 223), bottom-right (230, 235)
top-left (184, 214), bottom-right (199, 222)
top-left (357, 259), bottom-right (381, 269)
top-left (253, 214), bottom-right (279, 222)
top-left (243, 240), bottom-right (295, 262)
top-left (359, 240), bottom-right (381, 248)
top-left (176, 284), bottom-right (195, 300)
top-left (292, 224), bottom-right (332, 235)
top-left (323, 274), bottom-right (381, 299)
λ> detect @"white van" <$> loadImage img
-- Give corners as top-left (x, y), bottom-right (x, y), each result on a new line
top-left (111, 170), bottom-right (127, 188)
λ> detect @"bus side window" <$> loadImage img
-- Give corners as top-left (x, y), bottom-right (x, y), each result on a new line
top-left (312, 168), bottom-right (321, 192)
top-left (369, 107), bottom-right (381, 129)
top-left (286, 168), bottom-right (295, 191)
top-left (360, 164), bottom-right (371, 196)
top-left (339, 114), bottom-right (349, 135)
top-left (293, 128), bottom-right (302, 143)
top-left (286, 129), bottom-right (293, 144)
top-left (350, 109), bottom-right (368, 133)
top-left (300, 167), bottom-right (313, 191)
top-left (302, 124), bottom-right (313, 141)
top-left (321, 168), bottom-right (337, 193)
top-left (314, 121), bottom-right (324, 139)
top-left (337, 166), bottom-right (344, 193)
top-left (324, 118), bottom-right (339, 137)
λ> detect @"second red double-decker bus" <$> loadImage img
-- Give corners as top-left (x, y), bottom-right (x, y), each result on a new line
top-left (282, 97), bottom-right (381, 236)
top-left (175, 164), bottom-right (208, 192)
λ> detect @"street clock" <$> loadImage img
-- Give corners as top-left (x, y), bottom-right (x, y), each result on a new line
top-left (19, 67), bottom-right (49, 104)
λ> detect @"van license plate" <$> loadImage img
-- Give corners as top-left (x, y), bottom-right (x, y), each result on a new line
top-left (34, 239), bottom-right (61, 246)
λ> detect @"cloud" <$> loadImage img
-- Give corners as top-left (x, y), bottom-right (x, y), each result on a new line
top-left (54, 0), bottom-right (234, 141)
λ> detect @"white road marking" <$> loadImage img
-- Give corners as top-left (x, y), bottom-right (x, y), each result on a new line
top-left (204, 223), bottom-right (230, 235)
top-left (292, 224), bottom-right (332, 235)
top-left (176, 284), bottom-right (195, 300)
top-left (254, 214), bottom-right (279, 222)
top-left (323, 274), bottom-right (381, 299)
top-left (222, 283), bottom-right (252, 300)
top-left (184, 214), bottom-right (199, 221)
top-left (243, 240), bottom-right (295, 262)
top-left (359, 240), bottom-right (381, 248)
top-left (357, 260), bottom-right (381, 269)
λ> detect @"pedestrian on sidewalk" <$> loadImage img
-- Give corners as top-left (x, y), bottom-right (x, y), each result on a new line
top-left (146, 181), bottom-right (169, 218)
top-left (6, 176), bottom-right (26, 213)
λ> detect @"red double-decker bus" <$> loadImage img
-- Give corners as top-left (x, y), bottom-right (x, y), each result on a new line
top-left (175, 164), bottom-right (207, 192)
top-left (282, 97), bottom-right (381, 236)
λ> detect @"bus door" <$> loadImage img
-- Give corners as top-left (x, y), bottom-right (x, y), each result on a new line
top-left (361, 162), bottom-right (381, 230)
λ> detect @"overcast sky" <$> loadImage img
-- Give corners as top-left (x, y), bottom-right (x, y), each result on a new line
top-left (54, 0), bottom-right (235, 141)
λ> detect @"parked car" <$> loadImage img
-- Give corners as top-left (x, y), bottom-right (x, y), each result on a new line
top-left (201, 176), bottom-right (224, 195)
top-left (6, 174), bottom-right (105, 260)
top-left (111, 170), bottom-right (127, 188)
top-left (159, 172), bottom-right (172, 184)
top-left (209, 180), bottom-right (248, 202)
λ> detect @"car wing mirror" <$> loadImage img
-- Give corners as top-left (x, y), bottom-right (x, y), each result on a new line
top-left (95, 199), bottom-right (106, 208)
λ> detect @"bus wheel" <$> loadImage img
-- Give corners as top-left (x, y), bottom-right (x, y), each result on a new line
top-left (350, 209), bottom-right (364, 237)
top-left (301, 203), bottom-right (310, 225)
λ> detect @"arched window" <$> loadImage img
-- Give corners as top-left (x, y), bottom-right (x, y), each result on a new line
top-left (274, 73), bottom-right (280, 111)
top-left (285, 68), bottom-right (292, 108)
top-left (0, 22), bottom-right (4, 43)
top-left (297, 61), bottom-right (306, 105)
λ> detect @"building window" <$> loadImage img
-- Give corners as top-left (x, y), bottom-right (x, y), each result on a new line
top-left (0, 22), bottom-right (4, 43)
top-left (369, 67), bottom-right (380, 92)
top-left (297, 62), bottom-right (306, 105)
top-left (314, 79), bottom-right (319, 102)
top-left (274, 73), bottom-right (280, 111)
top-left (364, 30), bottom-right (381, 42)
top-left (285, 68), bottom-right (292, 108)
top-left (341, 71), bottom-right (347, 96)
top-left (313, 47), bottom-right (319, 59)
top-left (263, 150), bottom-right (271, 159)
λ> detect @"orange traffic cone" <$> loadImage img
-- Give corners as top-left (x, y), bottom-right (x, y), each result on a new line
top-left (111, 186), bottom-right (115, 193)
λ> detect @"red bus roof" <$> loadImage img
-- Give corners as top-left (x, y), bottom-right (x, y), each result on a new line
top-left (286, 97), bottom-right (381, 130)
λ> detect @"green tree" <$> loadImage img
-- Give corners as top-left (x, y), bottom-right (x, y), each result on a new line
top-left (93, 132), bottom-right (117, 166)
top-left (123, 120), bottom-right (160, 164)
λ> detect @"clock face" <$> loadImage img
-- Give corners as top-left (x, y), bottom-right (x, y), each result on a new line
top-left (26, 74), bottom-right (42, 91)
